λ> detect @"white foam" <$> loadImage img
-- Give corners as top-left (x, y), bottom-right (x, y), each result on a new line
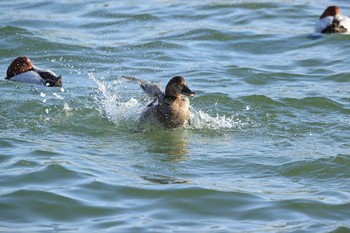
top-left (189, 109), bottom-right (241, 130)
top-left (63, 102), bottom-right (71, 111)
top-left (89, 73), bottom-right (143, 125)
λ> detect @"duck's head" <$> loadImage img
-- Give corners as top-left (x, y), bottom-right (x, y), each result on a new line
top-left (6, 56), bottom-right (33, 78)
top-left (165, 76), bottom-right (195, 98)
top-left (320, 6), bottom-right (341, 19)
top-left (6, 56), bottom-right (62, 87)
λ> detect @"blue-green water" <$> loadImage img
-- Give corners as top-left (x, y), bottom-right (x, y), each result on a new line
top-left (1, 1), bottom-right (350, 232)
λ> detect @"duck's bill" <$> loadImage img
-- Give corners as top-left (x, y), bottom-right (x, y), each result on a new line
top-left (182, 85), bottom-right (195, 96)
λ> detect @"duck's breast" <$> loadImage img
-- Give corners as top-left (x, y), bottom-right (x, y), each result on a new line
top-left (161, 97), bottom-right (191, 127)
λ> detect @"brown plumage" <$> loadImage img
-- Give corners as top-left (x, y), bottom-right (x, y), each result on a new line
top-left (319, 6), bottom-right (340, 20)
top-left (140, 76), bottom-right (195, 128)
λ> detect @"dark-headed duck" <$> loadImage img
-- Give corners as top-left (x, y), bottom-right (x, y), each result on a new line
top-left (315, 6), bottom-right (350, 33)
top-left (5, 56), bottom-right (62, 87)
top-left (139, 76), bottom-right (195, 128)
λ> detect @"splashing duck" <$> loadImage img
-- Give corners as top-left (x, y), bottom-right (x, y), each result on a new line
top-left (315, 6), bottom-right (350, 34)
top-left (137, 76), bottom-right (195, 128)
top-left (5, 56), bottom-right (62, 87)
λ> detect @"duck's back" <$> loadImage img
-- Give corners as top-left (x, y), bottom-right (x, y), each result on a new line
top-left (8, 71), bottom-right (45, 85)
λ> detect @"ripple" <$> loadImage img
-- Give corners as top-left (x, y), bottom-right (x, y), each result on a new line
top-left (1, 1), bottom-right (350, 232)
top-left (282, 97), bottom-right (344, 111)
top-left (172, 28), bottom-right (237, 41)
top-left (280, 154), bottom-right (350, 179)
top-left (0, 189), bottom-right (117, 223)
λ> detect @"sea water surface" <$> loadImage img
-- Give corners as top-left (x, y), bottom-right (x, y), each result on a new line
top-left (1, 0), bottom-right (350, 232)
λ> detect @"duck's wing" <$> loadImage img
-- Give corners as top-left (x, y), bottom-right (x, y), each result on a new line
top-left (145, 93), bottom-right (167, 107)
top-left (315, 16), bottom-right (333, 33)
top-left (121, 75), bottom-right (142, 83)
top-left (122, 75), bottom-right (162, 97)
top-left (140, 82), bottom-right (162, 98)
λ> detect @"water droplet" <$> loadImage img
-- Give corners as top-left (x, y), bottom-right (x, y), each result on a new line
top-left (63, 102), bottom-right (71, 111)
top-left (53, 92), bottom-right (64, 100)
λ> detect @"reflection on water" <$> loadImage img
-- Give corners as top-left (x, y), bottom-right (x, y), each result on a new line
top-left (139, 127), bottom-right (190, 159)
top-left (129, 126), bottom-right (192, 185)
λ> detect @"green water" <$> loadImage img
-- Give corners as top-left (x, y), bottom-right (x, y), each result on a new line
top-left (1, 1), bottom-right (350, 232)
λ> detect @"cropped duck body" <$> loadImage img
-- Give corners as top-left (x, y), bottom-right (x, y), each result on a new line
top-left (315, 6), bottom-right (350, 34)
top-left (5, 56), bottom-right (62, 87)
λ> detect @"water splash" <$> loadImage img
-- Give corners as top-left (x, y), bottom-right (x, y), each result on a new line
top-left (89, 73), bottom-right (143, 125)
top-left (53, 92), bottom-right (64, 100)
top-left (89, 73), bottom-right (249, 130)
top-left (189, 109), bottom-right (241, 130)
